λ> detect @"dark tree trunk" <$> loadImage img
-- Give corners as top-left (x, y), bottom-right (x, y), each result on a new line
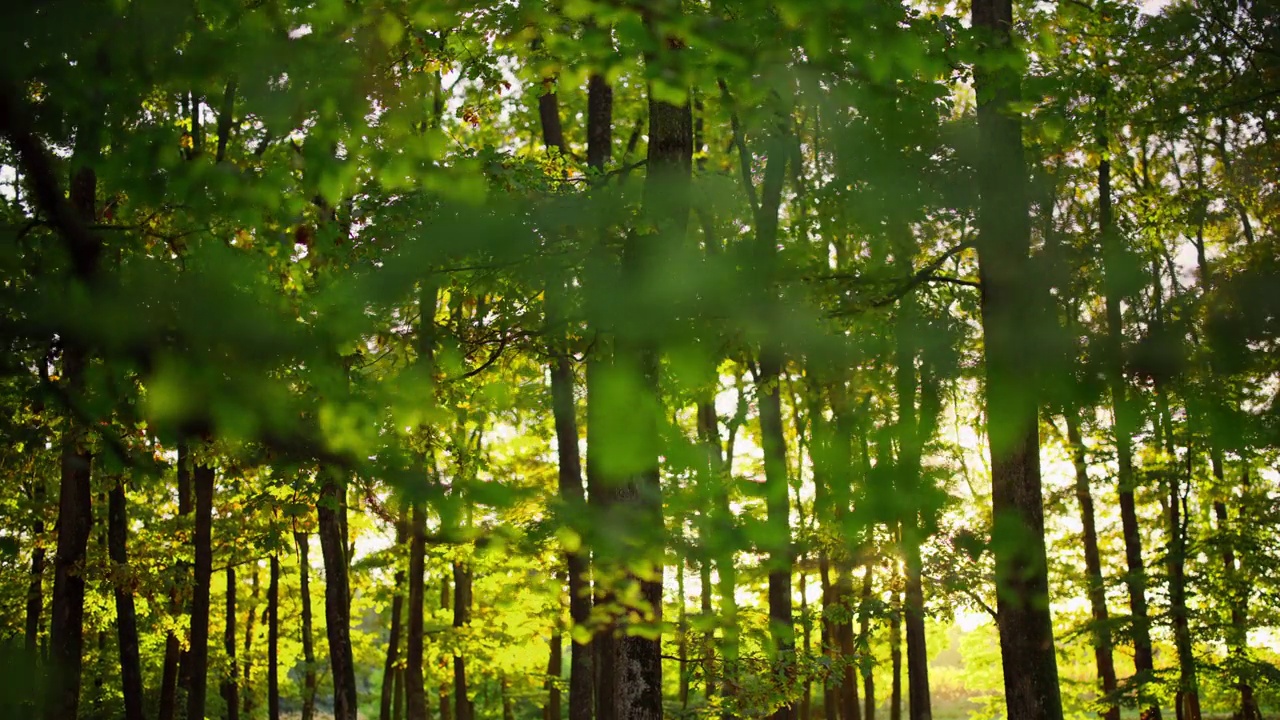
top-left (859, 563), bottom-right (875, 720)
top-left (836, 569), bottom-right (862, 720)
top-left (319, 472), bottom-right (358, 720)
top-left (406, 505), bottom-right (428, 720)
top-left (108, 476), bottom-right (145, 720)
top-left (297, 531), bottom-right (317, 720)
top-left (1095, 89), bottom-right (1161, 720)
top-left (380, 519), bottom-right (407, 720)
top-left (393, 667), bottom-right (405, 720)
top-left (889, 583), bottom-right (902, 720)
top-left (440, 574), bottom-right (454, 720)
top-left (222, 567), bottom-right (239, 720)
top-left (25, 477), bottom-right (46, 660)
top-left (160, 442), bottom-right (193, 720)
top-left (547, 619), bottom-right (563, 720)
top-left (45, 158), bottom-right (98, 720)
top-left (1063, 413), bottom-right (1120, 720)
top-left (902, 548), bottom-right (929, 720)
top-left (186, 461), bottom-right (216, 720)
top-left (242, 564), bottom-right (259, 718)
top-left (1211, 461), bottom-right (1261, 720)
top-left (819, 556), bottom-right (836, 720)
top-left (268, 554), bottom-right (280, 720)
top-left (971, 0), bottom-right (1065, 716)
top-left (453, 561), bottom-right (474, 720)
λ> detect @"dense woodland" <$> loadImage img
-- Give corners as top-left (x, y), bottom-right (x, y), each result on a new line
top-left (1, 0), bottom-right (1279, 719)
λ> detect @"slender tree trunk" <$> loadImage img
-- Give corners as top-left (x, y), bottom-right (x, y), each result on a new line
top-left (45, 151), bottom-right (98, 720)
top-left (393, 667), bottom-right (405, 720)
top-left (819, 556), bottom-right (836, 720)
top-left (297, 531), bottom-right (317, 720)
top-left (454, 561), bottom-right (474, 720)
top-left (1096, 85), bottom-right (1161, 720)
top-left (440, 573), bottom-right (454, 720)
top-left (902, 544), bottom-right (929, 720)
top-left (406, 505), bottom-right (428, 720)
top-left (25, 477), bottom-right (46, 660)
top-left (319, 472), bottom-right (358, 720)
top-left (859, 563), bottom-right (875, 720)
top-left (160, 442), bottom-right (193, 720)
top-left (268, 554), bottom-right (280, 720)
top-left (107, 476), bottom-right (145, 720)
top-left (679, 560), bottom-right (691, 711)
top-left (889, 581), bottom-right (902, 720)
top-left (1211, 459), bottom-right (1260, 720)
top-left (548, 614), bottom-right (564, 720)
top-left (799, 563), bottom-right (812, 720)
top-left (502, 674), bottom-right (515, 720)
top-left (971, 0), bottom-right (1065, 716)
top-left (836, 568), bottom-right (862, 720)
top-left (242, 564), bottom-right (259, 718)
top-left (185, 461), bottom-right (216, 720)
top-left (1063, 413), bottom-right (1120, 720)
top-left (380, 519), bottom-right (407, 720)
top-left (222, 567), bottom-right (239, 720)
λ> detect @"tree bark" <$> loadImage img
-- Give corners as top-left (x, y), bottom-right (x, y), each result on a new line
top-left (24, 477), bottom-right (46, 660)
top-left (406, 504), bottom-right (428, 720)
top-left (548, 616), bottom-right (564, 720)
top-left (160, 441), bottom-right (193, 720)
top-left (440, 573), bottom-right (454, 720)
top-left (836, 568), bottom-right (862, 720)
top-left (222, 566), bottom-right (239, 720)
top-left (1063, 413), bottom-right (1120, 720)
top-left (319, 472), bottom-right (358, 720)
top-left (45, 151), bottom-right (98, 720)
top-left (268, 554), bottom-right (281, 720)
top-left (380, 519), bottom-right (407, 720)
top-left (186, 460), bottom-right (216, 720)
top-left (242, 563), bottom-right (259, 718)
top-left (971, 0), bottom-right (1064, 715)
top-left (297, 531), bottom-right (318, 720)
top-left (453, 561), bottom-right (475, 720)
top-left (106, 477), bottom-right (145, 720)
top-left (859, 563), bottom-right (875, 720)
top-left (889, 582), bottom-right (902, 720)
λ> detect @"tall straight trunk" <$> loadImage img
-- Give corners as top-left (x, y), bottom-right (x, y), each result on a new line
top-left (319, 472), bottom-right (358, 720)
top-left (242, 562), bottom-right (260, 717)
top-left (679, 560), bottom-right (691, 711)
top-left (45, 147), bottom-right (99, 720)
top-left (700, 556), bottom-right (715, 703)
top-left (440, 574), bottom-right (454, 720)
top-left (108, 476), bottom-right (145, 720)
top-left (160, 442), bottom-right (193, 720)
top-left (697, 395), bottom-right (738, 715)
top-left (799, 563), bottom-right (811, 720)
top-left (453, 561), bottom-right (475, 720)
top-left (502, 674), bottom-right (516, 720)
top-left (186, 461), bottom-right (216, 720)
top-left (1153, 376), bottom-right (1200, 720)
top-left (1063, 413), bottom-right (1120, 720)
top-left (902, 541), bottom-right (929, 720)
top-left (889, 582), bottom-right (902, 720)
top-left (548, 612), bottom-right (564, 720)
top-left (380, 519), bottom-right (407, 720)
top-left (393, 667), bottom-right (405, 720)
top-left (222, 567), bottom-right (239, 720)
top-left (818, 556), bottom-right (836, 720)
top-left (971, 0), bottom-right (1065, 717)
top-left (406, 505), bottom-right (429, 720)
top-left (859, 563), bottom-right (875, 720)
top-left (1211, 459), bottom-right (1260, 720)
top-left (836, 568), bottom-right (862, 720)
top-left (25, 477), bottom-right (46, 659)
top-left (268, 554), bottom-right (281, 720)
top-left (297, 531), bottom-right (317, 720)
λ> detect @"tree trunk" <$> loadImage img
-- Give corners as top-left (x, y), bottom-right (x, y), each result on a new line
top-left (185, 461), bottom-right (216, 720)
top-left (222, 567), bottom-right (239, 720)
top-left (889, 582), bottom-right (902, 720)
top-left (548, 617), bottom-right (564, 720)
top-left (1211, 458), bottom-right (1261, 720)
top-left (319, 472), bottom-right (358, 720)
top-left (160, 441), bottom-right (193, 720)
top-left (819, 556), bottom-right (836, 720)
top-left (380, 519), bottom-right (407, 720)
top-left (453, 561), bottom-right (474, 720)
top-left (108, 476), bottom-right (145, 720)
top-left (268, 554), bottom-right (280, 720)
top-left (242, 563), bottom-right (259, 718)
top-left (393, 667), bottom-right (405, 720)
top-left (836, 568), bottom-right (862, 720)
top-left (502, 674), bottom-right (515, 720)
top-left (902, 546), bottom-right (929, 720)
top-left (297, 531), bottom-right (317, 720)
top-left (406, 505), bottom-right (428, 720)
top-left (440, 573), bottom-right (454, 720)
top-left (859, 563), bottom-right (875, 720)
top-left (971, 0), bottom-right (1065, 716)
top-left (25, 477), bottom-right (46, 660)
top-left (45, 156), bottom-right (98, 720)
top-left (1063, 413), bottom-right (1120, 720)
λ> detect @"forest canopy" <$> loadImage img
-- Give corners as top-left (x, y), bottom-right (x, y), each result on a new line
top-left (1, 0), bottom-right (1279, 719)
